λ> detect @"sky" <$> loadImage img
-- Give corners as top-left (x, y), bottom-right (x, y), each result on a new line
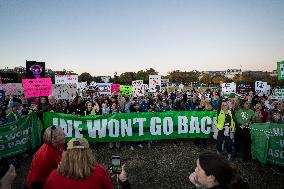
top-left (0, 0), bottom-right (284, 76)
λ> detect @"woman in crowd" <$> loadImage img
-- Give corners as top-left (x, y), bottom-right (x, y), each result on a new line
top-left (25, 125), bottom-right (65, 189)
top-left (44, 138), bottom-right (130, 189)
top-left (83, 101), bottom-right (96, 116)
top-left (216, 100), bottom-right (235, 160)
top-left (189, 152), bottom-right (249, 189)
top-left (70, 96), bottom-right (85, 116)
top-left (235, 100), bottom-right (255, 162)
top-left (6, 102), bottom-right (21, 123)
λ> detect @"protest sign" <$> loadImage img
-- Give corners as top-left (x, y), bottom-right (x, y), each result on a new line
top-left (111, 84), bottom-right (120, 94)
top-left (255, 81), bottom-right (268, 96)
top-left (22, 78), bottom-right (52, 98)
top-left (26, 61), bottom-right (45, 79)
top-left (120, 85), bottom-right (132, 96)
top-left (272, 89), bottom-right (284, 100)
top-left (221, 82), bottom-right (236, 94)
top-left (251, 123), bottom-right (284, 167)
top-left (179, 83), bottom-right (184, 91)
top-left (77, 82), bottom-right (87, 91)
top-left (44, 111), bottom-right (217, 142)
top-left (237, 83), bottom-right (254, 95)
top-left (53, 84), bottom-right (77, 100)
top-left (149, 75), bottom-right (161, 93)
top-left (96, 83), bottom-right (112, 95)
top-left (0, 112), bottom-right (41, 158)
top-left (277, 61), bottom-right (284, 80)
top-left (55, 75), bottom-right (78, 84)
top-left (0, 73), bottom-right (17, 83)
top-left (132, 80), bottom-right (144, 97)
top-left (0, 83), bottom-right (23, 97)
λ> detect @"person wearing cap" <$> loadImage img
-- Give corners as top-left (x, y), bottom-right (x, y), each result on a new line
top-left (44, 138), bottom-right (131, 189)
top-left (6, 102), bottom-right (21, 123)
top-left (25, 126), bottom-right (65, 189)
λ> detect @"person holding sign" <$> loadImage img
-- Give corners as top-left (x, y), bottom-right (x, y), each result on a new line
top-left (43, 138), bottom-right (130, 189)
top-left (216, 100), bottom-right (235, 161)
top-left (25, 126), bottom-right (65, 189)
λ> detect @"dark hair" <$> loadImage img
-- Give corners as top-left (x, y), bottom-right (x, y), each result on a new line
top-left (198, 152), bottom-right (249, 189)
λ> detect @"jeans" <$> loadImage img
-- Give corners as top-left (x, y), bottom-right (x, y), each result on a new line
top-left (216, 129), bottom-right (233, 154)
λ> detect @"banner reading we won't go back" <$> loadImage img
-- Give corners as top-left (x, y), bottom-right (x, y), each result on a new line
top-left (43, 111), bottom-right (217, 142)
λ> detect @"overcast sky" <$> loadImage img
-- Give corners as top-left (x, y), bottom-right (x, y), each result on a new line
top-left (0, 0), bottom-right (283, 76)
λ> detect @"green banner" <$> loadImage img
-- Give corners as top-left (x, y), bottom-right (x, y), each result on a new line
top-left (43, 111), bottom-right (217, 142)
top-left (0, 113), bottom-right (42, 158)
top-left (251, 123), bottom-right (284, 167)
top-left (277, 61), bottom-right (284, 80)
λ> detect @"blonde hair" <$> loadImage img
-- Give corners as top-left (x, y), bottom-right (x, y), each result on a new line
top-left (43, 125), bottom-right (61, 145)
top-left (58, 148), bottom-right (96, 179)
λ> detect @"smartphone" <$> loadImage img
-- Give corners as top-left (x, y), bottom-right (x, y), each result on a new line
top-left (111, 155), bottom-right (121, 174)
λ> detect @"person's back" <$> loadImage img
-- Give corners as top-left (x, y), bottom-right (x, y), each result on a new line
top-left (44, 164), bottom-right (113, 189)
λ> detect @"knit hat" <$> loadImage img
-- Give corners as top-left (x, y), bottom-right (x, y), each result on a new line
top-left (67, 138), bottom-right (89, 150)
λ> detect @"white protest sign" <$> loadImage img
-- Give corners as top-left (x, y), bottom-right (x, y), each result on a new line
top-left (53, 84), bottom-right (77, 100)
top-left (77, 82), bottom-right (87, 92)
top-left (149, 75), bottom-right (161, 93)
top-left (255, 81), bottom-right (267, 96)
top-left (96, 83), bottom-right (112, 95)
top-left (132, 80), bottom-right (144, 97)
top-left (179, 83), bottom-right (184, 91)
top-left (273, 89), bottom-right (284, 100)
top-left (55, 75), bottom-right (78, 84)
top-left (221, 82), bottom-right (236, 94)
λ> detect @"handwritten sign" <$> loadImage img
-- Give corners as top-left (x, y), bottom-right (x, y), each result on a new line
top-left (132, 80), bottom-right (144, 97)
top-left (96, 83), bottom-right (111, 95)
top-left (221, 82), bottom-right (236, 94)
top-left (111, 84), bottom-right (120, 94)
top-left (53, 84), bottom-right (77, 100)
top-left (120, 85), bottom-right (132, 96)
top-left (55, 75), bottom-right (78, 84)
top-left (149, 75), bottom-right (161, 93)
top-left (22, 78), bottom-right (52, 98)
top-left (0, 84), bottom-right (23, 96)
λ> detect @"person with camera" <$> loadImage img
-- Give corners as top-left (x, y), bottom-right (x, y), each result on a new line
top-left (44, 137), bottom-right (130, 189)
top-left (189, 152), bottom-right (249, 189)
top-left (216, 100), bottom-right (235, 161)
top-left (24, 125), bottom-right (65, 189)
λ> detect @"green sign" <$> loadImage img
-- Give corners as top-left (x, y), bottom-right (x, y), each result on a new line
top-left (44, 111), bottom-right (217, 142)
top-left (0, 113), bottom-right (42, 158)
top-left (120, 85), bottom-right (132, 96)
top-left (272, 89), bottom-right (284, 100)
top-left (277, 61), bottom-right (284, 80)
top-left (251, 123), bottom-right (284, 167)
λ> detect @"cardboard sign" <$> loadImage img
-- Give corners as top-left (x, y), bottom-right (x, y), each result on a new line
top-left (120, 85), bottom-right (133, 96)
top-left (0, 84), bottom-right (23, 96)
top-left (237, 83), bottom-right (254, 95)
top-left (221, 82), bottom-right (236, 94)
top-left (55, 75), bottom-right (78, 84)
top-left (179, 83), bottom-right (184, 90)
top-left (149, 75), bottom-right (161, 93)
top-left (132, 80), bottom-right (144, 97)
top-left (96, 83), bottom-right (111, 95)
top-left (255, 81), bottom-right (268, 96)
top-left (111, 84), bottom-right (120, 94)
top-left (53, 84), bottom-right (77, 100)
top-left (22, 78), bottom-right (52, 98)
top-left (26, 61), bottom-right (45, 79)
top-left (273, 89), bottom-right (284, 100)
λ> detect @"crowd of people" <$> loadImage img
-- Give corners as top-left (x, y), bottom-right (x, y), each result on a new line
top-left (0, 87), bottom-right (283, 189)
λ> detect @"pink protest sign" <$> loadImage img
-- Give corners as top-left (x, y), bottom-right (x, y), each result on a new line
top-left (111, 84), bottom-right (120, 94)
top-left (0, 84), bottom-right (23, 96)
top-left (22, 78), bottom-right (52, 98)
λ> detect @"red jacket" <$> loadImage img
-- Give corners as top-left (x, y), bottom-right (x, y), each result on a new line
top-left (44, 164), bottom-right (113, 189)
top-left (26, 143), bottom-right (64, 188)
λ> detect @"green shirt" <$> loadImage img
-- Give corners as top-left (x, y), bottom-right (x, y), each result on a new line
top-left (235, 108), bottom-right (255, 127)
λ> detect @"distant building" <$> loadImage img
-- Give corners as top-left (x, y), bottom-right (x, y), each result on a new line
top-left (14, 66), bottom-right (26, 74)
top-left (225, 69), bottom-right (242, 79)
top-left (206, 71), bottom-right (226, 77)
